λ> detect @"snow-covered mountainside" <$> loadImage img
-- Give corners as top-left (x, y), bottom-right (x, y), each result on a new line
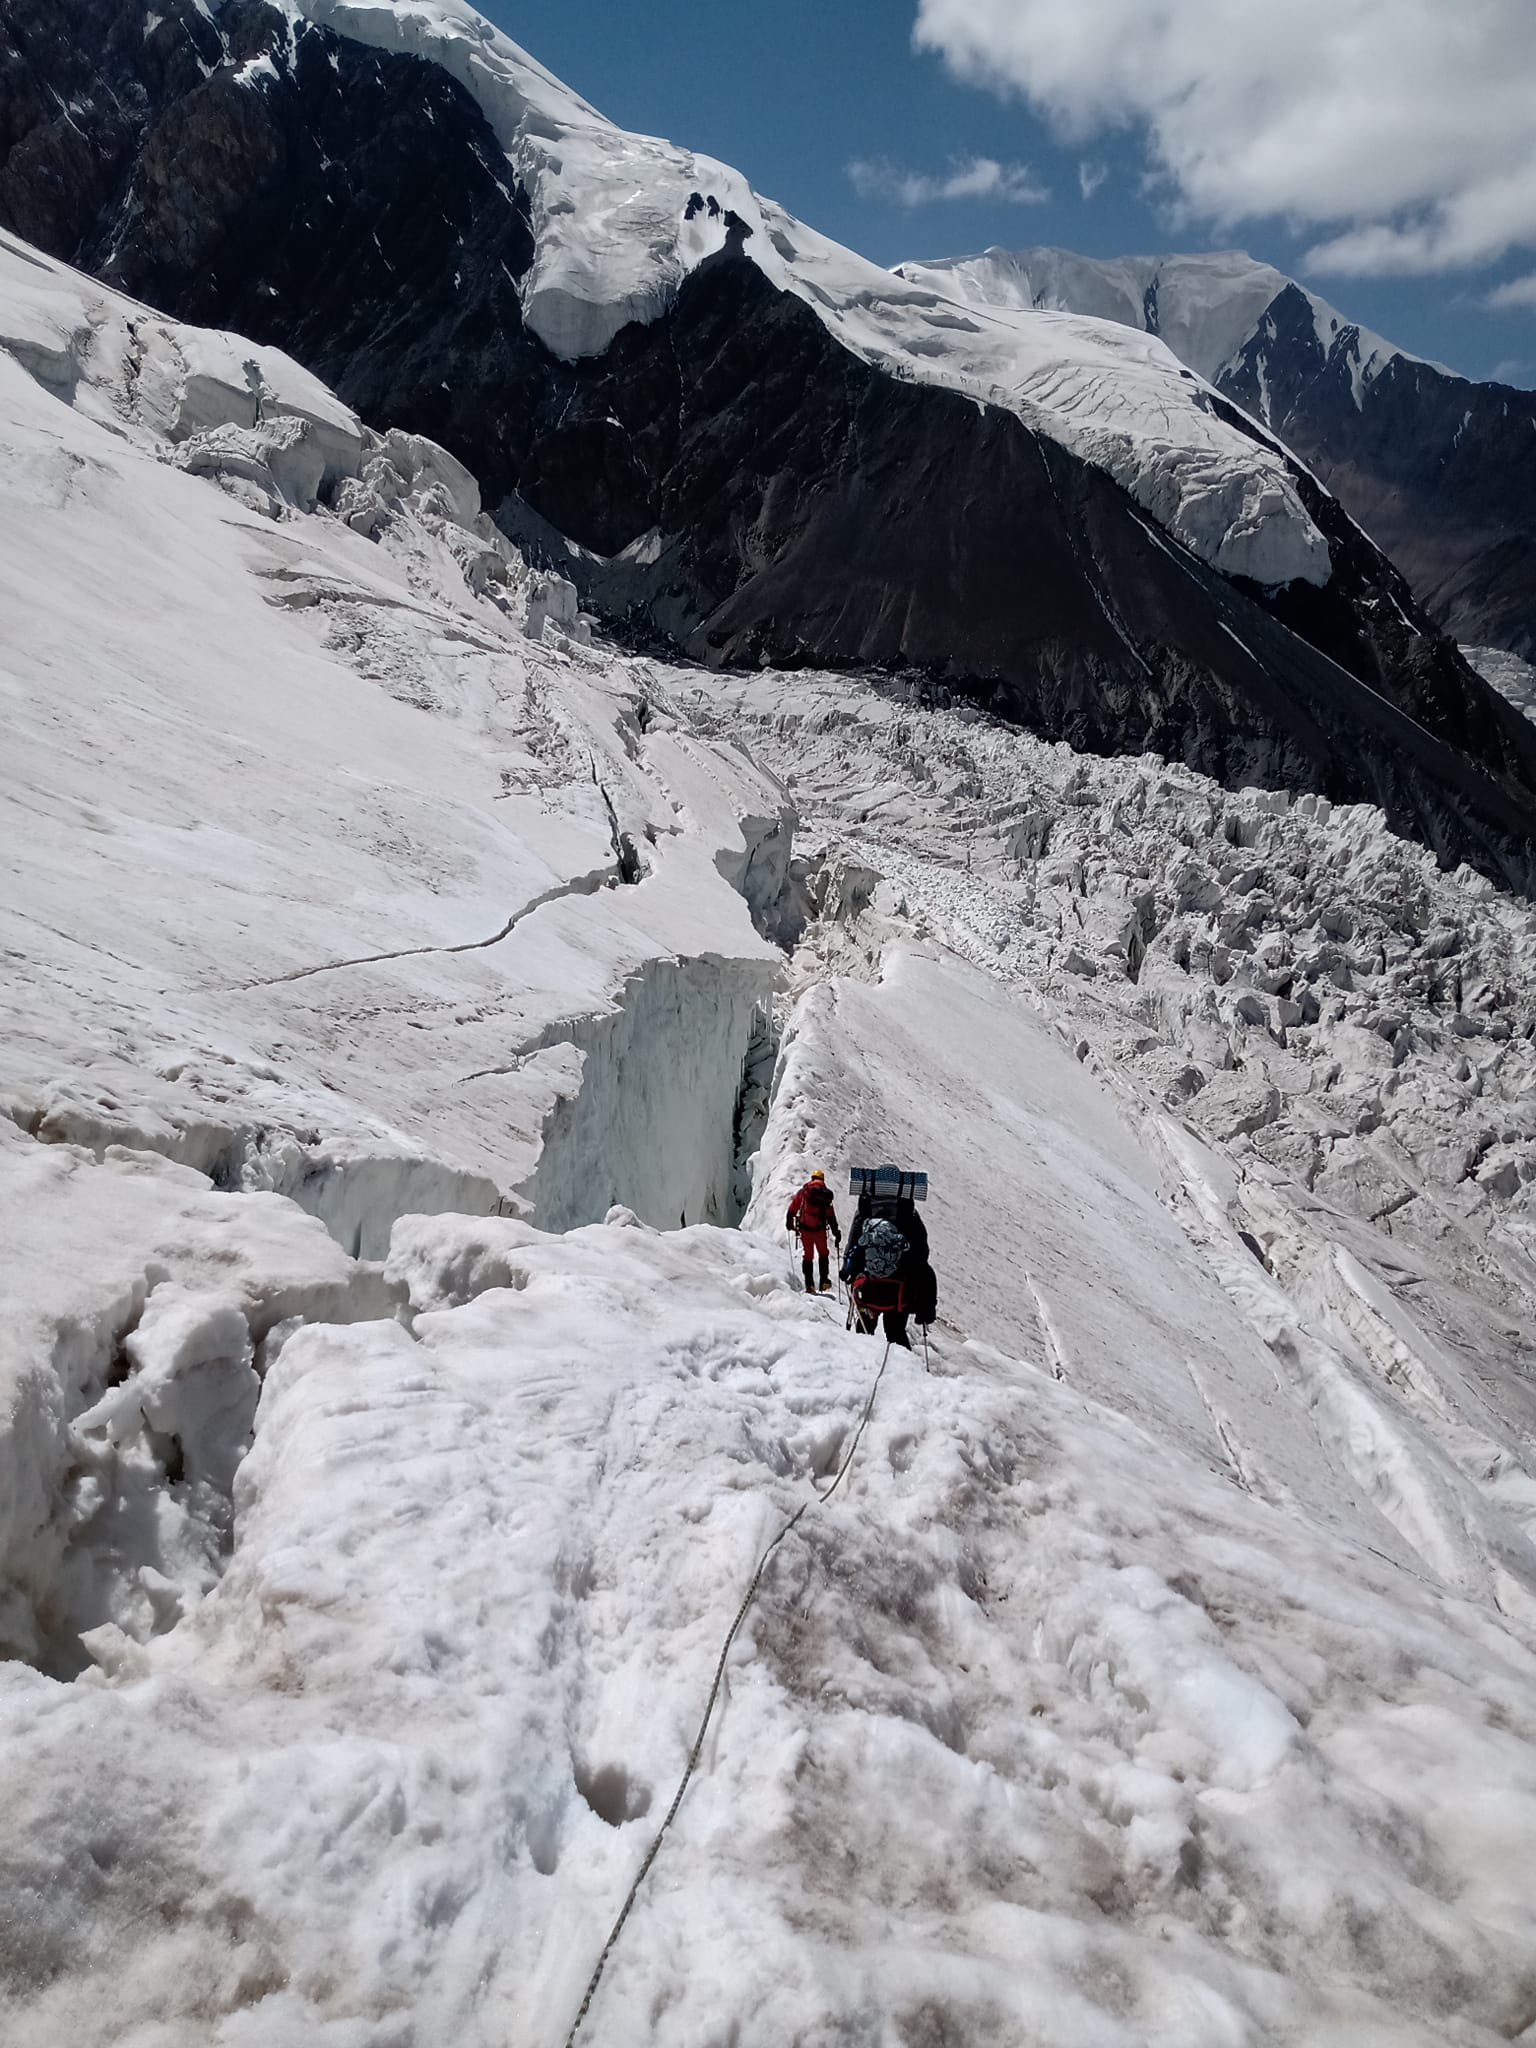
top-left (900, 247), bottom-right (1536, 660)
top-left (5, 226), bottom-right (1536, 2047)
top-left (2, 0), bottom-right (1328, 588)
top-left (4, 0), bottom-right (1536, 888)
top-left (896, 249), bottom-right (1411, 403)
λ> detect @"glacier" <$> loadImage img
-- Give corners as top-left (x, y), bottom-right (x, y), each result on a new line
top-left (1469, 645), bottom-right (1536, 726)
top-left (2, 223), bottom-right (1536, 2048)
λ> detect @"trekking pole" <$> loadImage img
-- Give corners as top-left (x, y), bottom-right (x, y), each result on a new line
top-left (922, 1323), bottom-right (931, 1374)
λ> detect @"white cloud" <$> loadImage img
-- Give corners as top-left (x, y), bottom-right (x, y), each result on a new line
top-left (911, 0), bottom-right (1536, 277)
top-left (1078, 160), bottom-right (1108, 201)
top-left (1487, 273), bottom-right (1536, 310)
top-left (847, 155), bottom-right (1048, 207)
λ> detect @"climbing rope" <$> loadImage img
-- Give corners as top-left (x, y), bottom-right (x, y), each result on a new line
top-left (560, 1337), bottom-right (896, 2048)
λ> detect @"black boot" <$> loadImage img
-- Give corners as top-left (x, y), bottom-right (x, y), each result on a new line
top-left (802, 1259), bottom-right (816, 1295)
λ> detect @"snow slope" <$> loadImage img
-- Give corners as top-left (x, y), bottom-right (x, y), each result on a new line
top-left (896, 248), bottom-right (1416, 411)
top-left (7, 1052), bottom-right (1536, 2045)
top-left (755, 952), bottom-right (1466, 1572)
top-left (709, 666), bottom-right (1536, 1611)
top-left (0, 229), bottom-right (788, 1677)
top-left (0, 230), bottom-right (787, 1249)
top-left (6, 228), bottom-right (1536, 2046)
top-left (282, 0), bottom-right (1328, 587)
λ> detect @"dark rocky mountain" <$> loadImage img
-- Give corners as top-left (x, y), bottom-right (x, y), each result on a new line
top-left (903, 248), bottom-right (1536, 661)
top-left (1223, 288), bottom-right (1536, 663)
top-left (4, 0), bottom-right (1536, 888)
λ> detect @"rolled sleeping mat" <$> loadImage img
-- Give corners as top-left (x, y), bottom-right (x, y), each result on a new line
top-left (848, 1164), bottom-right (928, 1202)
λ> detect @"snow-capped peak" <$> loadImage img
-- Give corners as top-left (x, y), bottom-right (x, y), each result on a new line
top-left (278, 0), bottom-right (1330, 587)
top-left (895, 246), bottom-right (1427, 412)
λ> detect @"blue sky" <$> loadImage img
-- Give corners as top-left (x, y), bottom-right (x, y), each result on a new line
top-left (475, 0), bottom-right (1534, 388)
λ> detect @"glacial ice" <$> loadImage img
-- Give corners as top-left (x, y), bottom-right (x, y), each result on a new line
top-left (0, 1124), bottom-right (392, 1673)
top-left (0, 228), bottom-right (789, 1686)
top-left (1467, 643), bottom-right (1536, 724)
top-left (3, 220), bottom-right (1536, 2047)
top-left (707, 665), bottom-right (1536, 1596)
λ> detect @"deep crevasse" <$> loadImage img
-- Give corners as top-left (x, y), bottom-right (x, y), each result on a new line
top-left (511, 952), bottom-right (779, 1232)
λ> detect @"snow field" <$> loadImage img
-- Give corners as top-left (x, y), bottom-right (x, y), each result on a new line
top-left (6, 1208), bottom-right (1536, 2044)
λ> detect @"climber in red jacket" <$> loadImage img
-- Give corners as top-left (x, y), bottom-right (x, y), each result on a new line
top-left (786, 1169), bottom-right (841, 1295)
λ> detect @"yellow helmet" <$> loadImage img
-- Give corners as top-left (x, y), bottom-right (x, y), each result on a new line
top-left (810, 1169), bottom-right (826, 1182)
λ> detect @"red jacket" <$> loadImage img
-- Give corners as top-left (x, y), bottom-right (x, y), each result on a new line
top-left (787, 1180), bottom-right (840, 1237)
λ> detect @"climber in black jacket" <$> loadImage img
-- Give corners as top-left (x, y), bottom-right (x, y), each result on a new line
top-left (841, 1188), bottom-right (937, 1347)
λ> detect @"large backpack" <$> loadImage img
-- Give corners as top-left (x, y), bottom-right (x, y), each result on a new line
top-left (859, 1216), bottom-right (909, 1281)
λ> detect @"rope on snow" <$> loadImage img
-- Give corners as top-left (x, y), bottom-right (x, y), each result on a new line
top-left (560, 1337), bottom-right (896, 2047)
